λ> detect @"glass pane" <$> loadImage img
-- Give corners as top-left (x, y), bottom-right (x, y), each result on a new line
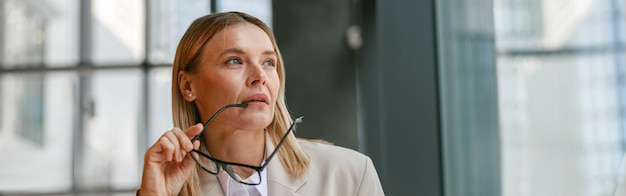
top-left (147, 0), bottom-right (211, 64)
top-left (148, 67), bottom-right (173, 144)
top-left (0, 72), bottom-right (76, 192)
top-left (76, 70), bottom-right (141, 190)
top-left (495, 0), bottom-right (625, 195)
top-left (0, 0), bottom-right (79, 67)
top-left (498, 54), bottom-right (622, 196)
top-left (91, 0), bottom-right (145, 65)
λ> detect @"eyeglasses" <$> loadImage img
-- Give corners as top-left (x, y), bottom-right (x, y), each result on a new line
top-left (189, 103), bottom-right (303, 185)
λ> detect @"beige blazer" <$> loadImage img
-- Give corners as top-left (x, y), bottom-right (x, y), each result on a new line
top-left (198, 139), bottom-right (385, 196)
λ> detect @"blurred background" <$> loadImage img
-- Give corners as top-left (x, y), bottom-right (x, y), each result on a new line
top-left (0, 0), bottom-right (625, 195)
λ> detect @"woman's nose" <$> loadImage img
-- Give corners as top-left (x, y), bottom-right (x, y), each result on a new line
top-left (248, 64), bottom-right (267, 86)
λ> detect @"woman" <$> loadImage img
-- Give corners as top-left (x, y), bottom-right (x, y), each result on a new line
top-left (139, 11), bottom-right (384, 196)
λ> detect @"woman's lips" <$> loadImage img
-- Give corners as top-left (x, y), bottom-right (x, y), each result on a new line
top-left (242, 93), bottom-right (269, 106)
top-left (245, 100), bottom-right (268, 107)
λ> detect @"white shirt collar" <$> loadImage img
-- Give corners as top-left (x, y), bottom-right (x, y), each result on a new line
top-left (214, 134), bottom-right (270, 196)
top-left (217, 166), bottom-right (267, 196)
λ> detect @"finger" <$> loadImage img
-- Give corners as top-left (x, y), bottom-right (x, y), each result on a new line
top-left (193, 140), bottom-right (200, 150)
top-left (148, 135), bottom-right (176, 162)
top-left (164, 130), bottom-right (183, 162)
top-left (172, 128), bottom-right (193, 152)
top-left (181, 149), bottom-right (197, 171)
top-left (184, 123), bottom-right (204, 139)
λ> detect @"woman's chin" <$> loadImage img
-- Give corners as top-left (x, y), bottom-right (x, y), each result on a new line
top-left (238, 114), bottom-right (273, 130)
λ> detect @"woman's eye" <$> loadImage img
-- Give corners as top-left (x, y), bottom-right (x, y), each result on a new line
top-left (262, 60), bottom-right (275, 67)
top-left (226, 58), bottom-right (241, 65)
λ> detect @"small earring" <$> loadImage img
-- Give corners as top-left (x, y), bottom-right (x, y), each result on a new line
top-left (188, 93), bottom-right (192, 98)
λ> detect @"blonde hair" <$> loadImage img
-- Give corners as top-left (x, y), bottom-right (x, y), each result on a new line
top-left (171, 12), bottom-right (310, 195)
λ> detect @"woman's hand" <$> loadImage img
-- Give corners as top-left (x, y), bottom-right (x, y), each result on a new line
top-left (139, 124), bottom-right (203, 196)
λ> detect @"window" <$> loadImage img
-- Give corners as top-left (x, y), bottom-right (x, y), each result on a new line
top-left (496, 0), bottom-right (624, 195)
top-left (0, 0), bottom-right (232, 194)
top-left (438, 0), bottom-right (626, 195)
top-left (0, 0), bottom-right (274, 193)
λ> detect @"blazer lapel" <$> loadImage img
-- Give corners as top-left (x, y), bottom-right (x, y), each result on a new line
top-left (266, 135), bottom-right (308, 196)
top-left (197, 134), bottom-right (307, 196)
top-left (198, 167), bottom-right (225, 196)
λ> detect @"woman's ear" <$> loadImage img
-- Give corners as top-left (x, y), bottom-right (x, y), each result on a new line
top-left (178, 71), bottom-right (196, 102)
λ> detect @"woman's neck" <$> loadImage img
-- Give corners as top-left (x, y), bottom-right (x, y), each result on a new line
top-left (204, 128), bottom-right (266, 166)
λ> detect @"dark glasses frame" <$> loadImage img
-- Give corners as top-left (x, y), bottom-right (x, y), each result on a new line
top-left (189, 103), bottom-right (303, 185)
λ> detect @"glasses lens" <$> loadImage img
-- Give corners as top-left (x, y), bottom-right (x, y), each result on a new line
top-left (224, 165), bottom-right (261, 185)
top-left (190, 150), bottom-right (219, 174)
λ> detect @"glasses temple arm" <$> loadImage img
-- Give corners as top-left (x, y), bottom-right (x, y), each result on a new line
top-left (191, 103), bottom-right (248, 142)
top-left (265, 116), bottom-right (304, 164)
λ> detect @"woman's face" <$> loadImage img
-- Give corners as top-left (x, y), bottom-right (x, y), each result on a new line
top-left (189, 23), bottom-right (280, 131)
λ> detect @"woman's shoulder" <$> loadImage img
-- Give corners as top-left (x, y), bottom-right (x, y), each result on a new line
top-left (294, 138), bottom-right (385, 195)
top-left (297, 139), bottom-right (371, 169)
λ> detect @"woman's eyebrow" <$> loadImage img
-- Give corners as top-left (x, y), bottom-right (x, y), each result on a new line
top-left (262, 50), bottom-right (276, 56)
top-left (219, 48), bottom-right (276, 57)
top-left (219, 48), bottom-right (245, 57)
